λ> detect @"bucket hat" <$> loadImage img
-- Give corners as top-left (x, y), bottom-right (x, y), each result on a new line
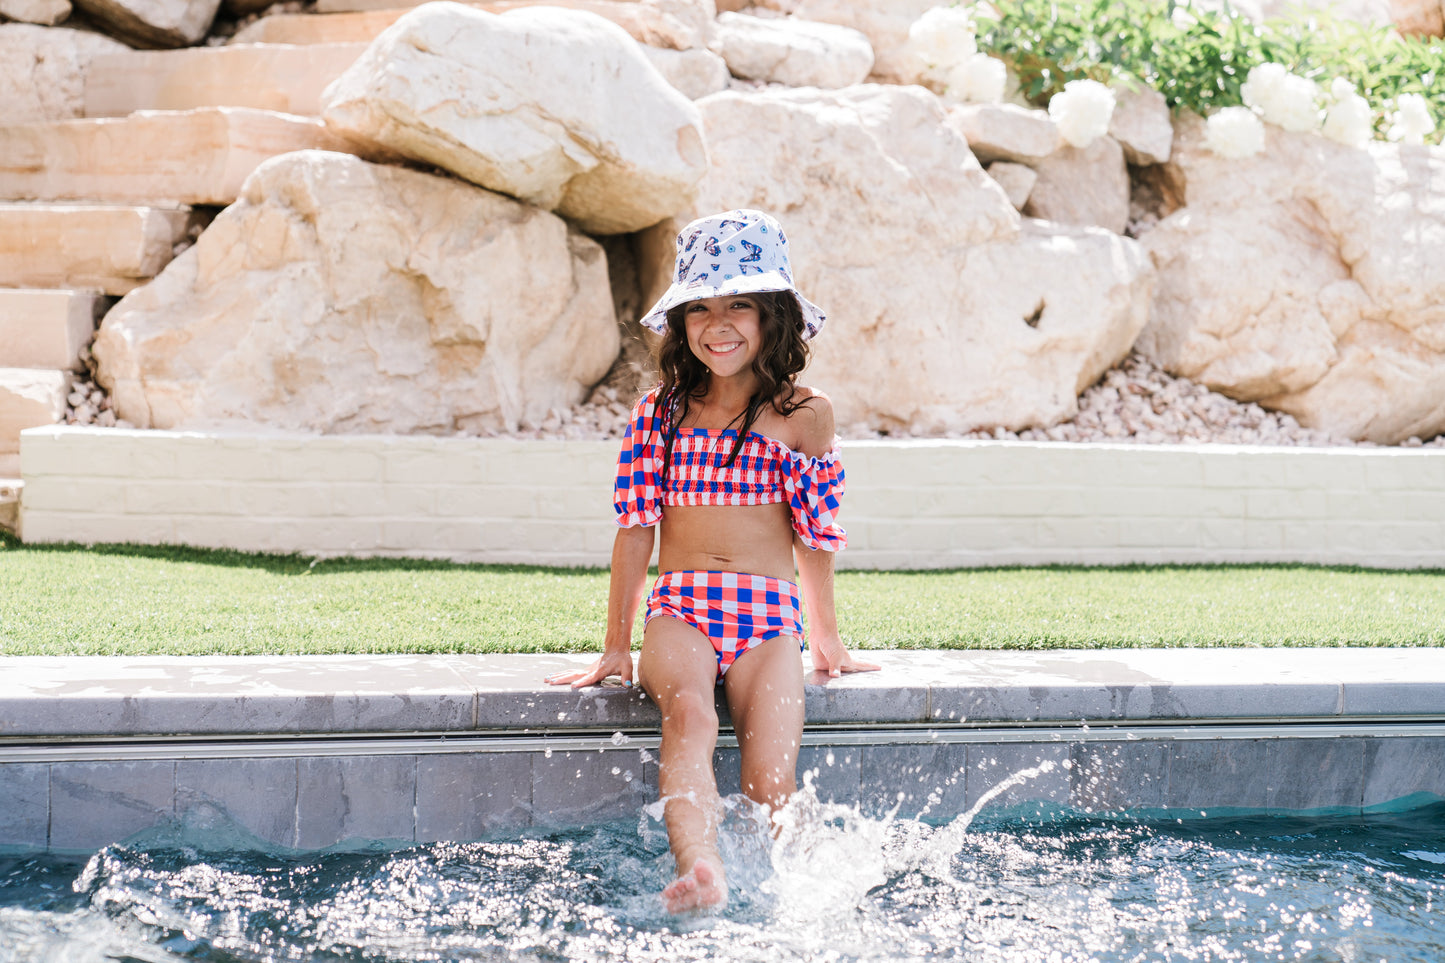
top-left (639, 209), bottom-right (827, 340)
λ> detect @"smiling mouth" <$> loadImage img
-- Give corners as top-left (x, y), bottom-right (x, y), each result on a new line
top-left (706, 341), bottom-right (743, 355)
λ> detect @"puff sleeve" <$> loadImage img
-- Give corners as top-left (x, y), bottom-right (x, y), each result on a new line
top-left (782, 442), bottom-right (846, 551)
top-left (613, 389), bottom-right (665, 528)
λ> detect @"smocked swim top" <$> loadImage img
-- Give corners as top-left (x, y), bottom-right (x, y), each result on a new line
top-left (613, 388), bottom-right (846, 552)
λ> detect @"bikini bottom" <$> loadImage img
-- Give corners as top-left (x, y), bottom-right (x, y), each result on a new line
top-left (644, 570), bottom-right (804, 681)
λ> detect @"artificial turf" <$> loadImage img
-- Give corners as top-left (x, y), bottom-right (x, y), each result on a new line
top-left (1, 532), bottom-right (1441, 655)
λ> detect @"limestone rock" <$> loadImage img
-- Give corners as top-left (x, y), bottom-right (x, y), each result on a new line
top-left (71, 0), bottom-right (221, 47)
top-left (0, 0), bottom-right (70, 24)
top-left (643, 45), bottom-right (731, 100)
top-left (1023, 135), bottom-right (1130, 235)
top-left (1388, 0), bottom-right (1444, 35)
top-left (92, 151), bottom-right (620, 435)
top-left (947, 103), bottom-right (1061, 165)
top-left (236, 0), bottom-right (715, 47)
top-left (0, 204), bottom-right (201, 295)
top-left (656, 85), bottom-right (1149, 434)
top-left (1138, 113), bottom-right (1445, 443)
top-left (1108, 85), bottom-right (1173, 166)
top-left (0, 25), bottom-right (129, 126)
top-left (0, 289), bottom-right (105, 370)
top-left (321, 3), bottom-right (706, 235)
top-left (85, 43), bottom-right (368, 117)
top-left (0, 368), bottom-right (71, 456)
top-left (0, 108), bottom-right (381, 206)
top-left (713, 12), bottom-right (873, 88)
top-left (779, 0), bottom-right (942, 83)
top-left (986, 161), bottom-right (1035, 210)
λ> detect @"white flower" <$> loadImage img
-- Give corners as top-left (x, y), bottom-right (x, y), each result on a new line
top-left (1205, 106), bottom-right (1266, 158)
top-left (1387, 93), bottom-right (1436, 145)
top-left (943, 53), bottom-right (1006, 104)
top-left (1047, 78), bottom-right (1116, 148)
top-left (907, 6), bottom-right (977, 72)
top-left (1241, 62), bottom-right (1321, 132)
top-left (1322, 78), bottom-right (1372, 149)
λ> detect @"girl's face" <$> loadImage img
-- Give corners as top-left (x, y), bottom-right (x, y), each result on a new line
top-left (683, 295), bottom-right (763, 379)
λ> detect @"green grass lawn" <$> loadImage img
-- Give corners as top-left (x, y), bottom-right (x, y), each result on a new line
top-left (2, 533), bottom-right (1442, 655)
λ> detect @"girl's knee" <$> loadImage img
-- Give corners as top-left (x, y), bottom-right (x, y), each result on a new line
top-left (660, 687), bottom-right (719, 733)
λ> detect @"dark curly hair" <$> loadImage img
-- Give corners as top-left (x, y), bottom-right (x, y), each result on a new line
top-left (652, 290), bottom-right (812, 479)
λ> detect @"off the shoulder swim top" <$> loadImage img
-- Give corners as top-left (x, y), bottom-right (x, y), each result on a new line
top-left (613, 388), bottom-right (846, 552)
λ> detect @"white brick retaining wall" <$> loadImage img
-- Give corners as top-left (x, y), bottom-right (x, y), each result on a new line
top-left (18, 426), bottom-right (1445, 569)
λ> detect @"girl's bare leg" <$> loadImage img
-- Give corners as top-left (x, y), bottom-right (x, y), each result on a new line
top-left (723, 634), bottom-right (805, 813)
top-left (638, 617), bottom-right (728, 913)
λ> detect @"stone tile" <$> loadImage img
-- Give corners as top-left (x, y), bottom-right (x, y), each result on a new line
top-left (0, 655), bottom-right (476, 736)
top-left (965, 742), bottom-right (1070, 816)
top-left (0, 763), bottom-right (49, 850)
top-left (531, 749), bottom-right (652, 826)
top-left (175, 758), bottom-right (297, 848)
top-left (796, 744), bottom-right (860, 807)
top-left (1163, 739), bottom-right (1274, 812)
top-left (859, 743), bottom-right (966, 819)
top-left (1343, 682), bottom-right (1445, 717)
top-left (415, 752), bottom-right (532, 842)
top-left (1070, 741), bottom-right (1170, 812)
top-left (1361, 737), bottom-right (1445, 808)
top-left (49, 760), bottom-right (174, 852)
top-left (461, 654), bottom-right (659, 729)
top-left (803, 670), bottom-right (928, 726)
top-left (712, 746), bottom-right (743, 799)
top-left (1269, 739), bottom-right (1365, 812)
top-left (295, 755), bottom-right (416, 849)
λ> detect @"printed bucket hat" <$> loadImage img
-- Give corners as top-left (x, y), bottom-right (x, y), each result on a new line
top-left (639, 209), bottom-right (827, 340)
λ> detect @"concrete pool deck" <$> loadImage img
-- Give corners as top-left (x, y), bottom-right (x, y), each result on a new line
top-left (2, 649), bottom-right (1444, 853)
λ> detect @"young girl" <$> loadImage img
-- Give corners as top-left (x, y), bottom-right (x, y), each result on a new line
top-left (546, 209), bottom-right (878, 914)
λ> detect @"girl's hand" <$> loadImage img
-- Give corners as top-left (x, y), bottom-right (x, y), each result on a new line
top-left (809, 633), bottom-right (880, 678)
top-left (545, 648), bottom-right (635, 689)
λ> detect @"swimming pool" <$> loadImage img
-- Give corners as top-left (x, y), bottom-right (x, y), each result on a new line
top-left (3, 784), bottom-right (1443, 963)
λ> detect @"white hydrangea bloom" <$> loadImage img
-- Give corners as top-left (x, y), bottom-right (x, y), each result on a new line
top-left (1205, 105), bottom-right (1266, 158)
top-left (907, 6), bottom-right (977, 72)
top-left (1241, 62), bottom-right (1321, 133)
top-left (1322, 78), bottom-right (1373, 149)
top-left (1047, 78), bottom-right (1116, 148)
top-left (1387, 93), bottom-right (1436, 146)
top-left (943, 53), bottom-right (1007, 104)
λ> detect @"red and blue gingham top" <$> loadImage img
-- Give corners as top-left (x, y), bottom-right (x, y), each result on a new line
top-left (613, 388), bottom-right (846, 552)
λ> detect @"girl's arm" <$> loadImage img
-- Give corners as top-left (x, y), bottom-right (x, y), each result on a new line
top-left (546, 524), bottom-right (655, 688)
top-left (790, 388), bottom-right (878, 677)
top-left (795, 540), bottom-right (878, 677)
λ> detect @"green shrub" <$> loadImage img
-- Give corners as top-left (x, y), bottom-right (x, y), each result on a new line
top-left (974, 0), bottom-right (1443, 144)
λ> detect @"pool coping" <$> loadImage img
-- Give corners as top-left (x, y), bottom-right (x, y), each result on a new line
top-left (2, 648), bottom-right (1443, 740)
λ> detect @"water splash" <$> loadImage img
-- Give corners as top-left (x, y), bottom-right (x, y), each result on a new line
top-left (5, 783), bottom-right (1445, 962)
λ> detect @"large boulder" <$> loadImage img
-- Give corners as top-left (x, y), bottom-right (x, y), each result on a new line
top-left (71, 0), bottom-right (220, 46)
top-left (1022, 135), bottom-right (1130, 234)
top-left (320, 2), bottom-right (707, 235)
top-left (1138, 114), bottom-right (1445, 443)
top-left (713, 11), bottom-right (873, 88)
top-left (0, 25), bottom-right (129, 126)
top-left (762, 0), bottom-right (941, 83)
top-left (0, 0), bottom-right (70, 24)
top-left (652, 84), bottom-right (1152, 434)
top-left (93, 151), bottom-right (619, 434)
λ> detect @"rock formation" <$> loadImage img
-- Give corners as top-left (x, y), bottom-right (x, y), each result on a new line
top-left (320, 2), bottom-right (707, 235)
top-left (93, 151), bottom-right (619, 434)
top-left (1139, 114), bottom-right (1445, 443)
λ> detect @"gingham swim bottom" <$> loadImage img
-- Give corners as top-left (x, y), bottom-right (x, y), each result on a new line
top-left (645, 570), bottom-right (805, 680)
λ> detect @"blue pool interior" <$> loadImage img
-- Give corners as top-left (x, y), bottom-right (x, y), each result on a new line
top-left (3, 788), bottom-right (1444, 963)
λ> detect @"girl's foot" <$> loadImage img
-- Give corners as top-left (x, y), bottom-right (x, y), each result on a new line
top-left (662, 852), bottom-right (727, 914)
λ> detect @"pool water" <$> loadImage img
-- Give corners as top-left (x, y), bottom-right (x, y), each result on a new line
top-left (3, 784), bottom-right (1444, 963)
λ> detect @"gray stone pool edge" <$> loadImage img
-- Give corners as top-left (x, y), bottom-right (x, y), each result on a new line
top-left (2, 649), bottom-right (1444, 853)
